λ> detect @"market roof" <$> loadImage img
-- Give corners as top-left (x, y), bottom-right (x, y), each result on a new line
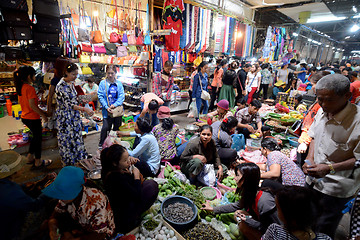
top-left (246, 0), bottom-right (360, 52)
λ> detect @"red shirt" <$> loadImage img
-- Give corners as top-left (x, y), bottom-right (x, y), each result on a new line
top-left (18, 84), bottom-right (40, 120)
top-left (164, 16), bottom-right (183, 52)
top-left (164, 0), bottom-right (185, 12)
top-left (350, 80), bottom-right (360, 104)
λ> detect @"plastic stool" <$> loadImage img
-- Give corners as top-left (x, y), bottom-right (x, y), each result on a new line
top-left (122, 115), bottom-right (134, 123)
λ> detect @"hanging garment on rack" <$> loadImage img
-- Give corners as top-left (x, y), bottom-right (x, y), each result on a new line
top-left (200, 9), bottom-right (210, 53)
top-left (208, 11), bottom-right (216, 54)
top-left (168, 51), bottom-right (176, 63)
top-left (195, 8), bottom-right (203, 53)
top-left (226, 17), bottom-right (235, 55)
top-left (185, 4), bottom-right (192, 50)
top-left (215, 15), bottom-right (223, 53)
top-left (179, 3), bottom-right (187, 49)
top-left (221, 16), bottom-right (229, 53)
top-left (162, 48), bottom-right (169, 66)
top-left (162, 0), bottom-right (184, 25)
top-left (235, 23), bottom-right (246, 57)
top-left (154, 45), bottom-right (163, 72)
top-left (183, 4), bottom-right (190, 49)
top-left (188, 6), bottom-right (199, 52)
top-left (199, 9), bottom-right (209, 53)
top-left (164, 16), bottom-right (183, 51)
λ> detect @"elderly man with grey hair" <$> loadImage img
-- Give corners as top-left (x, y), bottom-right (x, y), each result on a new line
top-left (302, 74), bottom-right (360, 238)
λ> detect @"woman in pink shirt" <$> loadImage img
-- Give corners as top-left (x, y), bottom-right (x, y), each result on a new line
top-left (209, 59), bottom-right (227, 111)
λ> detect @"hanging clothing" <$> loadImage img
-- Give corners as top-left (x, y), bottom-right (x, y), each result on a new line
top-left (55, 79), bottom-right (88, 165)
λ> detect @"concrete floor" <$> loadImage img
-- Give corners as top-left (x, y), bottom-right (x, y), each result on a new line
top-left (10, 112), bottom-right (351, 239)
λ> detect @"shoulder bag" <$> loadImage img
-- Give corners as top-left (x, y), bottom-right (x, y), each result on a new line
top-left (237, 74), bottom-right (247, 96)
top-left (105, 81), bottom-right (124, 118)
top-left (246, 75), bottom-right (256, 93)
top-left (198, 73), bottom-right (210, 100)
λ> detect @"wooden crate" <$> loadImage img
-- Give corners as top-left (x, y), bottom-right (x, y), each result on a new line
top-left (127, 219), bottom-right (185, 240)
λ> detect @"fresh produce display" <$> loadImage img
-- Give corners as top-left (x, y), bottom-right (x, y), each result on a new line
top-left (182, 223), bottom-right (224, 240)
top-left (143, 219), bottom-right (160, 231)
top-left (221, 176), bottom-right (237, 189)
top-left (135, 225), bottom-right (177, 240)
top-left (200, 187), bottom-right (217, 200)
top-left (249, 132), bottom-right (261, 139)
top-left (275, 103), bottom-right (290, 113)
top-left (163, 202), bottom-right (194, 223)
top-left (289, 111), bottom-right (304, 120)
top-left (265, 120), bottom-right (280, 127)
top-left (225, 192), bottom-right (240, 203)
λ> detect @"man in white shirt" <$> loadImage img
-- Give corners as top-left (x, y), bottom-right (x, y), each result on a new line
top-left (303, 74), bottom-right (360, 238)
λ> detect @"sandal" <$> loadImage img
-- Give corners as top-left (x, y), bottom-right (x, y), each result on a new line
top-left (32, 159), bottom-right (53, 169)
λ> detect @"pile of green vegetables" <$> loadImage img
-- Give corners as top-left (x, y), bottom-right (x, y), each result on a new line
top-left (203, 213), bottom-right (243, 240)
top-left (221, 176), bottom-right (237, 188)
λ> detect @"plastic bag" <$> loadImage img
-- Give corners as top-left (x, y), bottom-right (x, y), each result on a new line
top-left (197, 164), bottom-right (216, 186)
top-left (231, 134), bottom-right (245, 151)
top-left (157, 162), bottom-right (177, 178)
top-left (290, 148), bottom-right (297, 162)
top-left (187, 99), bottom-right (198, 118)
top-left (199, 218), bottom-right (231, 240)
top-left (140, 214), bottom-right (163, 237)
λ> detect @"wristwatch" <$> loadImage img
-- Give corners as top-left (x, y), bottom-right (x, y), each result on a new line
top-left (328, 164), bottom-right (336, 175)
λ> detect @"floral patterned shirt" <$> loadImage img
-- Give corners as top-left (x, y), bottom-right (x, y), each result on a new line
top-left (152, 124), bottom-right (179, 160)
top-left (267, 151), bottom-right (305, 187)
top-left (55, 186), bottom-right (115, 237)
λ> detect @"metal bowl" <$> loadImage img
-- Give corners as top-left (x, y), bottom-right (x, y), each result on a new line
top-left (185, 124), bottom-right (199, 134)
top-left (88, 169), bottom-right (101, 180)
top-left (161, 196), bottom-right (198, 231)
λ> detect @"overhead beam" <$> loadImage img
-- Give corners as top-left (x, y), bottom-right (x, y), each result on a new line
top-left (256, 0), bottom-right (315, 12)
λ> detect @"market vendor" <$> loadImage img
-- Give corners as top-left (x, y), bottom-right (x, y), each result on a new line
top-left (259, 138), bottom-right (305, 191)
top-left (211, 117), bottom-right (238, 166)
top-left (236, 100), bottom-right (267, 138)
top-left (207, 99), bottom-right (233, 124)
top-left (152, 60), bottom-right (174, 107)
top-left (117, 117), bottom-right (161, 177)
top-left (0, 151), bottom-right (53, 240)
top-left (290, 94), bottom-right (307, 113)
top-left (271, 80), bottom-right (286, 99)
top-left (202, 163), bottom-right (280, 239)
top-left (140, 92), bottom-right (164, 128)
top-left (180, 125), bottom-right (225, 184)
top-left (101, 144), bottom-right (159, 234)
top-left (44, 166), bottom-right (115, 240)
top-left (152, 106), bottom-right (179, 162)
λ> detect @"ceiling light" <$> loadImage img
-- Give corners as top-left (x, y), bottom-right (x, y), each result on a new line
top-left (326, 45), bottom-right (329, 47)
top-left (354, 14), bottom-right (360, 19)
top-left (350, 24), bottom-right (360, 32)
top-left (293, 33), bottom-right (298, 37)
top-left (353, 6), bottom-right (357, 13)
top-left (308, 38), bottom-right (312, 42)
top-left (332, 47), bottom-right (335, 49)
top-left (307, 16), bottom-right (345, 23)
top-left (345, 36), bottom-right (351, 39)
top-left (342, 49), bottom-right (345, 51)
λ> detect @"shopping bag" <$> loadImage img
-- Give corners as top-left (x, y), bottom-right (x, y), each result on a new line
top-left (197, 164), bottom-right (216, 186)
top-left (231, 134), bottom-right (245, 151)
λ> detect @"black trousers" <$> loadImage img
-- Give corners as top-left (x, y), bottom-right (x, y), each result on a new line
top-left (259, 84), bottom-right (269, 100)
top-left (99, 116), bottom-right (122, 146)
top-left (218, 147), bottom-right (237, 166)
top-left (308, 186), bottom-right (352, 238)
top-left (22, 118), bottom-right (42, 159)
top-left (188, 90), bottom-right (193, 109)
top-left (209, 86), bottom-right (221, 111)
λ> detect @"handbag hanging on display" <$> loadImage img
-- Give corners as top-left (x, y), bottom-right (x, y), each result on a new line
top-left (105, 42), bottom-right (117, 55)
top-left (0, 0), bottom-right (28, 12)
top-left (93, 43), bottom-right (106, 54)
top-left (117, 45), bottom-right (128, 57)
top-left (106, 82), bottom-right (124, 118)
top-left (33, 0), bottom-right (60, 18)
top-left (90, 16), bottom-right (102, 43)
top-left (122, 32), bottom-right (128, 46)
top-left (81, 43), bottom-right (93, 52)
top-left (79, 53), bottom-right (91, 63)
top-left (127, 30), bottom-right (136, 45)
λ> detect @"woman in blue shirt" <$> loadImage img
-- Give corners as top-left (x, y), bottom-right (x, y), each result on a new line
top-left (98, 65), bottom-right (125, 148)
top-left (117, 117), bottom-right (161, 177)
top-left (192, 61), bottom-right (210, 121)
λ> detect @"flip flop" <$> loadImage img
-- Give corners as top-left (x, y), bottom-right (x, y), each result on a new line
top-left (32, 159), bottom-right (53, 169)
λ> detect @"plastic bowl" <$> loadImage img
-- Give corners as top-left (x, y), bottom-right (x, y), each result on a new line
top-left (288, 137), bottom-right (299, 147)
top-left (161, 196), bottom-right (198, 231)
top-left (200, 187), bottom-right (217, 200)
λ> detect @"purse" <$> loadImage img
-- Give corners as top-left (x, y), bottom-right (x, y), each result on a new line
top-left (81, 43), bottom-right (93, 52)
top-left (79, 53), bottom-right (91, 63)
top-left (5, 26), bottom-right (32, 40)
top-left (198, 73), bottom-right (210, 100)
top-left (105, 82), bottom-right (124, 118)
top-left (44, 45), bottom-right (61, 61)
top-left (33, 32), bottom-right (59, 45)
top-left (78, 28), bottom-right (90, 42)
top-left (109, 32), bottom-right (120, 43)
top-left (81, 66), bottom-right (93, 75)
top-left (0, 0), bottom-right (28, 12)
top-left (105, 42), bottom-right (117, 55)
top-left (91, 54), bottom-right (100, 63)
top-left (93, 44), bottom-right (106, 54)
top-left (246, 76), bottom-right (256, 93)
top-left (127, 30), bottom-right (136, 45)
top-left (90, 16), bottom-right (102, 43)
top-left (122, 32), bottom-right (128, 45)
top-left (33, 15), bottom-right (61, 33)
top-left (236, 74), bottom-right (247, 96)
top-left (136, 31), bottom-right (144, 45)
top-left (128, 45), bottom-right (137, 53)
top-left (117, 45), bottom-right (128, 57)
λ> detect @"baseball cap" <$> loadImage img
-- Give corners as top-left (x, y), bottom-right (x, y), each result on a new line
top-left (42, 166), bottom-right (85, 200)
